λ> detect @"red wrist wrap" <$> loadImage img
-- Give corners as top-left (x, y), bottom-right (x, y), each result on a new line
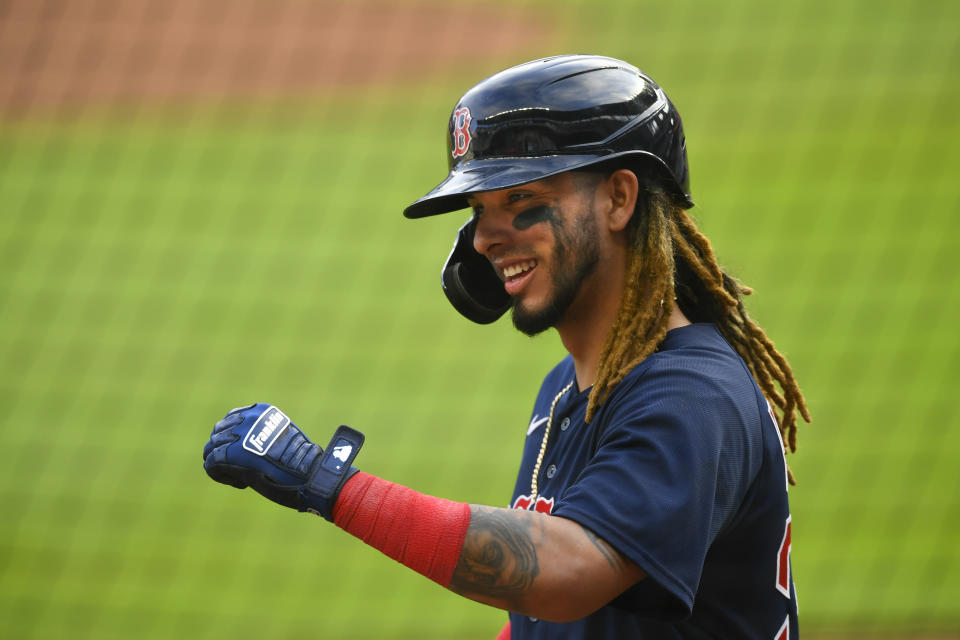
top-left (332, 472), bottom-right (471, 587)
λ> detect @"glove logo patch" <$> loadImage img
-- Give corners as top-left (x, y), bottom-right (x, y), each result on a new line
top-left (320, 436), bottom-right (358, 473)
top-left (332, 444), bottom-right (352, 464)
top-left (242, 406), bottom-right (290, 456)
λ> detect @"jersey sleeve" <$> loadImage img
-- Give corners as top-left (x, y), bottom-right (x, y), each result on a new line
top-left (551, 359), bottom-right (760, 618)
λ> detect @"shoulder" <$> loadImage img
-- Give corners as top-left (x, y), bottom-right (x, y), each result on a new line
top-left (617, 324), bottom-right (748, 396)
top-left (597, 324), bottom-right (762, 435)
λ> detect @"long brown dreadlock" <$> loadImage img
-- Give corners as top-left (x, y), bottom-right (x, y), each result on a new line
top-left (587, 184), bottom-right (810, 483)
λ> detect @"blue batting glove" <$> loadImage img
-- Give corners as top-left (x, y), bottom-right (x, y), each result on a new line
top-left (202, 403), bottom-right (364, 520)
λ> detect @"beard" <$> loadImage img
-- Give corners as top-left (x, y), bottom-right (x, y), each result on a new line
top-left (511, 210), bottom-right (600, 337)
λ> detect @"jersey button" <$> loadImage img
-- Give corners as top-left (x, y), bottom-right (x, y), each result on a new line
top-left (546, 464), bottom-right (557, 478)
top-left (560, 417), bottom-right (571, 431)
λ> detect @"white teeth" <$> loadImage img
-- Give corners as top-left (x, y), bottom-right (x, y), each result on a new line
top-left (503, 260), bottom-right (536, 279)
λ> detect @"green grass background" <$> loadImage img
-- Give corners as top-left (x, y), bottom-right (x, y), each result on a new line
top-left (1, 0), bottom-right (958, 637)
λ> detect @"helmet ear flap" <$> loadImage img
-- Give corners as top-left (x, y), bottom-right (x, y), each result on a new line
top-left (441, 220), bottom-right (510, 324)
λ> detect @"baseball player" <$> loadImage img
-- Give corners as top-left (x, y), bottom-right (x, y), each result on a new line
top-left (203, 55), bottom-right (810, 639)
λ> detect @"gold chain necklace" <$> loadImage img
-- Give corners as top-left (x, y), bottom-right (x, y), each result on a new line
top-left (529, 380), bottom-right (575, 505)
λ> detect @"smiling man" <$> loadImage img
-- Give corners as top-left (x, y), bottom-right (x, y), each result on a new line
top-left (203, 55), bottom-right (811, 639)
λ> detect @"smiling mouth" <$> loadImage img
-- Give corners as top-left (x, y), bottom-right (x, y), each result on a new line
top-left (501, 259), bottom-right (537, 296)
top-left (502, 259), bottom-right (537, 281)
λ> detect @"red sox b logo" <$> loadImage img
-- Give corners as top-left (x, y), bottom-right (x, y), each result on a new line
top-left (512, 494), bottom-right (554, 514)
top-left (451, 107), bottom-right (472, 159)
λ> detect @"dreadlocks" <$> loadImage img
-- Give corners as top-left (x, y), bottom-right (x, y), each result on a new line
top-left (587, 185), bottom-right (810, 483)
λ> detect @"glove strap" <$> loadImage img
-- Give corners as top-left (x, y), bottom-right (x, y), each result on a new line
top-left (300, 425), bottom-right (365, 521)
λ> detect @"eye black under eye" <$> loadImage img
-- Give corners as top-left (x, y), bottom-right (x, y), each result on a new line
top-left (512, 204), bottom-right (556, 231)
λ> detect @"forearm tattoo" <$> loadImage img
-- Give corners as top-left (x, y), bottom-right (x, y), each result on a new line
top-left (580, 524), bottom-right (627, 573)
top-left (449, 506), bottom-right (541, 600)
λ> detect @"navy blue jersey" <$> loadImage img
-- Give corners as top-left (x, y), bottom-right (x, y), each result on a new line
top-left (508, 324), bottom-right (797, 639)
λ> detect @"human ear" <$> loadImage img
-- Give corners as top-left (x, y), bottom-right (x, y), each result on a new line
top-left (605, 169), bottom-right (639, 232)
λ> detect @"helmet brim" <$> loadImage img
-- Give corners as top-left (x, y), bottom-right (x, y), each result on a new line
top-left (403, 150), bottom-right (692, 219)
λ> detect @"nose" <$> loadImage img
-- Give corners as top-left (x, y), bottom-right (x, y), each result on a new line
top-left (472, 209), bottom-right (513, 257)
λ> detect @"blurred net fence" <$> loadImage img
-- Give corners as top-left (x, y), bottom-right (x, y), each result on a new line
top-left (0, 0), bottom-right (557, 117)
top-left (1, 1), bottom-right (958, 638)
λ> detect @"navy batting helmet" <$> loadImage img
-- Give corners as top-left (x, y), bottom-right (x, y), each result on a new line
top-left (405, 55), bottom-right (692, 323)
